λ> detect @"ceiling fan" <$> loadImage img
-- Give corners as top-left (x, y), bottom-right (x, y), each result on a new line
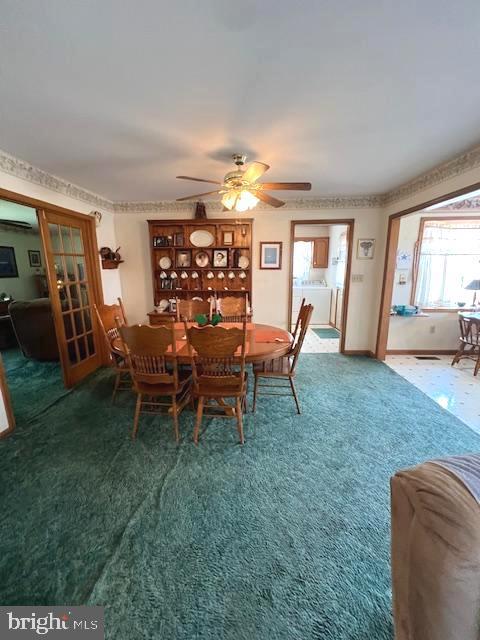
top-left (176, 154), bottom-right (311, 212)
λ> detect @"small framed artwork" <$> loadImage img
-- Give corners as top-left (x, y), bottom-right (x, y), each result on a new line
top-left (222, 231), bottom-right (234, 246)
top-left (260, 242), bottom-right (282, 270)
top-left (28, 250), bottom-right (42, 268)
top-left (213, 250), bottom-right (228, 268)
top-left (0, 246), bottom-right (18, 278)
top-left (174, 232), bottom-right (184, 246)
top-left (176, 250), bottom-right (191, 268)
top-left (357, 239), bottom-right (375, 260)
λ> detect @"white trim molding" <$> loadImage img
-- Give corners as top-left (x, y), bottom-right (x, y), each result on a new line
top-left (2, 143), bottom-right (480, 212)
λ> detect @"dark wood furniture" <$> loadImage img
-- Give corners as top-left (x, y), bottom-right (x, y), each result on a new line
top-left (94, 298), bottom-right (131, 402)
top-left (112, 322), bottom-right (292, 365)
top-left (147, 218), bottom-right (252, 316)
top-left (452, 312), bottom-right (480, 376)
top-left (253, 304), bottom-right (313, 414)
top-left (118, 323), bottom-right (192, 441)
top-left (185, 322), bottom-right (247, 445)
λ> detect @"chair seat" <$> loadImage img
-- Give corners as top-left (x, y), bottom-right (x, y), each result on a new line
top-left (193, 371), bottom-right (248, 398)
top-left (135, 370), bottom-right (191, 395)
top-left (253, 356), bottom-right (292, 376)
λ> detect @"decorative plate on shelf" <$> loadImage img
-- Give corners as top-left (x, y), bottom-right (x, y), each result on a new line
top-left (158, 256), bottom-right (172, 269)
top-left (190, 230), bottom-right (215, 247)
top-left (238, 256), bottom-right (249, 269)
top-left (195, 251), bottom-right (209, 267)
top-left (159, 299), bottom-right (169, 311)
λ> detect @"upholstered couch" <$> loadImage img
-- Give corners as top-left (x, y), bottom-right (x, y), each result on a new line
top-left (391, 457), bottom-right (480, 640)
top-left (9, 298), bottom-right (59, 361)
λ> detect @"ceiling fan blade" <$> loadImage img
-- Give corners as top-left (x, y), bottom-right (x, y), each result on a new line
top-left (176, 190), bottom-right (221, 201)
top-left (243, 161), bottom-right (270, 183)
top-left (254, 190), bottom-right (285, 208)
top-left (259, 182), bottom-right (311, 191)
top-left (176, 176), bottom-right (222, 185)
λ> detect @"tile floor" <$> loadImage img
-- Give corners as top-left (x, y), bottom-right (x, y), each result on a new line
top-left (301, 325), bottom-right (340, 354)
top-left (386, 355), bottom-right (480, 434)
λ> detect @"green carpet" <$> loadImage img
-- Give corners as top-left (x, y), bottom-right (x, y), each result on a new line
top-left (1, 348), bottom-right (69, 423)
top-left (1, 354), bottom-right (479, 639)
top-left (313, 328), bottom-right (340, 339)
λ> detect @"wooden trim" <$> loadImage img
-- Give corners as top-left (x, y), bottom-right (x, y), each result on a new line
top-left (388, 182), bottom-right (480, 220)
top-left (0, 187), bottom-right (97, 219)
top-left (376, 179), bottom-right (480, 360)
top-left (259, 241), bottom-right (282, 270)
top-left (386, 349), bottom-right (456, 355)
top-left (0, 353), bottom-right (15, 438)
top-left (409, 214), bottom-right (480, 306)
top-left (375, 217), bottom-right (400, 360)
top-left (288, 219), bottom-right (354, 354)
top-left (294, 236), bottom-right (328, 242)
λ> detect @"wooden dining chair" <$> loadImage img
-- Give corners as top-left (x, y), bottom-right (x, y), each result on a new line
top-left (292, 297), bottom-right (306, 340)
top-left (216, 294), bottom-right (251, 322)
top-left (185, 320), bottom-right (248, 445)
top-left (118, 323), bottom-right (192, 441)
top-left (176, 297), bottom-right (212, 322)
top-left (94, 298), bottom-right (131, 402)
top-left (451, 314), bottom-right (480, 376)
top-left (253, 304), bottom-right (313, 414)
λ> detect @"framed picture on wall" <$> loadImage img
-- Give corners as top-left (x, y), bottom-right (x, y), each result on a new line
top-left (260, 242), bottom-right (282, 269)
top-left (357, 239), bottom-right (375, 260)
top-left (0, 247), bottom-right (18, 278)
top-left (28, 250), bottom-right (42, 268)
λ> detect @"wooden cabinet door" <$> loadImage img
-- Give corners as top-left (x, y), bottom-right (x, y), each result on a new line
top-left (38, 209), bottom-right (103, 387)
top-left (312, 238), bottom-right (329, 268)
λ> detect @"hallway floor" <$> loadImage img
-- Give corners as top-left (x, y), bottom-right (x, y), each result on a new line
top-left (386, 355), bottom-right (480, 434)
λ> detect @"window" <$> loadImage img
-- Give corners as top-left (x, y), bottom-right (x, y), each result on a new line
top-left (293, 241), bottom-right (313, 280)
top-left (413, 219), bottom-right (480, 308)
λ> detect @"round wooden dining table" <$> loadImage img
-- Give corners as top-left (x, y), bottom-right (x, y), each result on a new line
top-left (112, 322), bottom-right (293, 363)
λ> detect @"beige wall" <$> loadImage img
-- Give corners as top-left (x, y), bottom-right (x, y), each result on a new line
top-left (115, 206), bottom-right (385, 352)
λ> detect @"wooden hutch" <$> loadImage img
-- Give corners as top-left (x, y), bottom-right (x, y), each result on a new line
top-left (147, 218), bottom-right (252, 321)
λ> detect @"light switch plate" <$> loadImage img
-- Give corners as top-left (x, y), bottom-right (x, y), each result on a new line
top-left (351, 274), bottom-right (364, 283)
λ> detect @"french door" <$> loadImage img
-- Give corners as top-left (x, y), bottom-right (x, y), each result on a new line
top-left (38, 209), bottom-right (103, 387)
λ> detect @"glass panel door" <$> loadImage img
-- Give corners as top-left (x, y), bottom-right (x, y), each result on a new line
top-left (38, 209), bottom-right (102, 386)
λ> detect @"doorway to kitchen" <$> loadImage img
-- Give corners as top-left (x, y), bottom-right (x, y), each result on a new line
top-left (288, 220), bottom-right (353, 353)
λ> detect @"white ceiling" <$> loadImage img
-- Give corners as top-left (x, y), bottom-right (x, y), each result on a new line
top-left (1, 1), bottom-right (480, 202)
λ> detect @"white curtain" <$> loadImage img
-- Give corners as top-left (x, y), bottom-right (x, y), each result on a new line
top-left (293, 241), bottom-right (313, 280)
top-left (415, 222), bottom-right (480, 307)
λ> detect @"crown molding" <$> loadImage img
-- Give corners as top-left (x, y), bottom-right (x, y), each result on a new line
top-left (0, 149), bottom-right (114, 211)
top-left (112, 194), bottom-right (385, 213)
top-left (3, 143), bottom-right (480, 213)
top-left (384, 143), bottom-right (480, 204)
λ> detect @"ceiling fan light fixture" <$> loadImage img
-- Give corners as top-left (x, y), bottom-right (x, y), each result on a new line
top-left (222, 189), bottom-right (259, 212)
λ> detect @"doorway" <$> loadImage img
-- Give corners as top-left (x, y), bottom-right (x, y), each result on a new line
top-left (376, 185), bottom-right (480, 360)
top-left (0, 190), bottom-right (105, 436)
top-left (288, 219), bottom-right (354, 354)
